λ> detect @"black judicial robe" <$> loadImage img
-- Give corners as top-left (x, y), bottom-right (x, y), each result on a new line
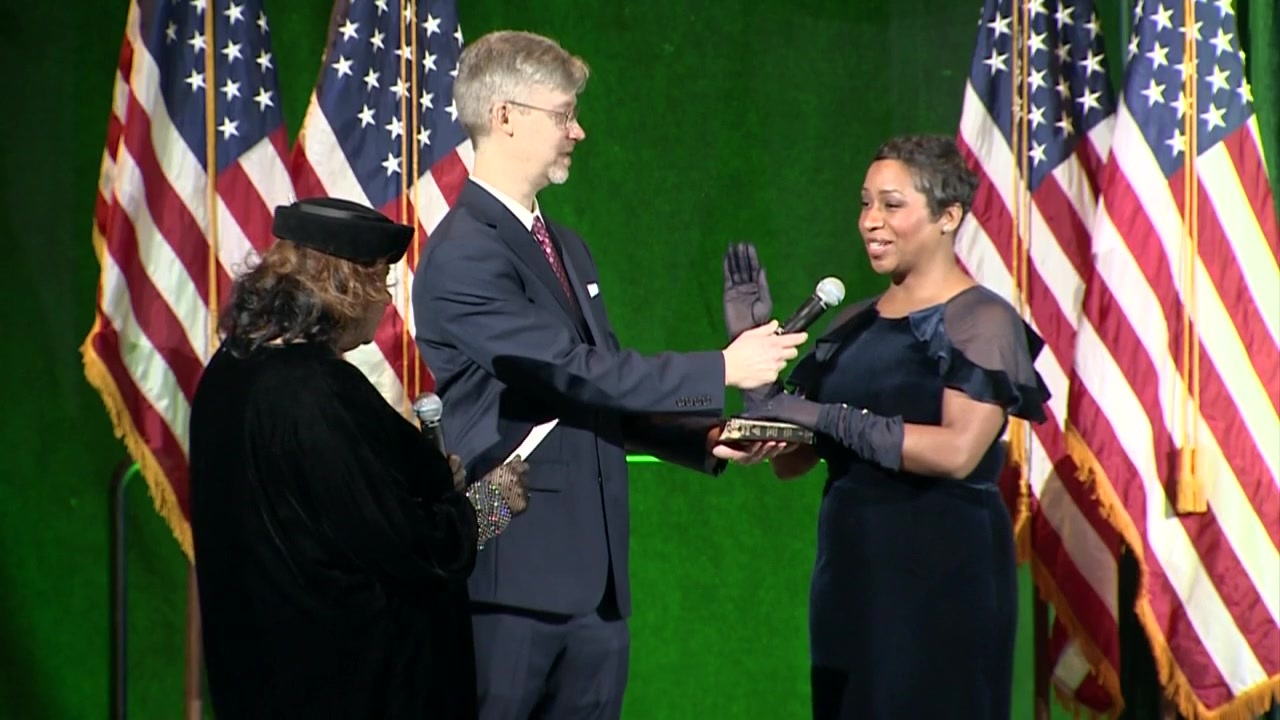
top-left (189, 342), bottom-right (479, 719)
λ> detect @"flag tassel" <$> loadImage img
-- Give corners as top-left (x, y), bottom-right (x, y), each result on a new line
top-left (1007, 417), bottom-right (1032, 562)
top-left (1175, 446), bottom-right (1207, 514)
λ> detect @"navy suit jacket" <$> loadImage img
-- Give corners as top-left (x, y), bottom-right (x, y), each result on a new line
top-left (413, 181), bottom-right (726, 618)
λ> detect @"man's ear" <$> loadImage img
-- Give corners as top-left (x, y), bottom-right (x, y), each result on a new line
top-left (492, 102), bottom-right (514, 137)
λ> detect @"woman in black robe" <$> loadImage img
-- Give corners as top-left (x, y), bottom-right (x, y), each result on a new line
top-left (189, 198), bottom-right (526, 719)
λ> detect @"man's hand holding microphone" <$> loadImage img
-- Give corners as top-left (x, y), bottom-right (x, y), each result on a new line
top-left (711, 242), bottom-right (845, 464)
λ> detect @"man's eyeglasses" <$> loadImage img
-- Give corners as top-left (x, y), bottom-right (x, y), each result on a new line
top-left (506, 100), bottom-right (579, 130)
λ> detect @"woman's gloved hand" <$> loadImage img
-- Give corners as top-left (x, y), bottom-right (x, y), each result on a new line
top-left (465, 456), bottom-right (531, 549)
top-left (723, 242), bottom-right (773, 340)
top-left (481, 456), bottom-right (530, 515)
top-left (742, 395), bottom-right (905, 471)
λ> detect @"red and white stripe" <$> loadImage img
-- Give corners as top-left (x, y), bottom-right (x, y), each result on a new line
top-left (956, 79), bottom-right (1125, 712)
top-left (1068, 99), bottom-right (1280, 717)
top-left (81, 2), bottom-right (293, 558)
top-left (290, 97), bottom-right (473, 414)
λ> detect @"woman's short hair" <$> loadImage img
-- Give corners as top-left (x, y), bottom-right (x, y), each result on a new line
top-left (454, 30), bottom-right (589, 142)
top-left (872, 135), bottom-right (978, 220)
top-left (219, 240), bottom-right (388, 355)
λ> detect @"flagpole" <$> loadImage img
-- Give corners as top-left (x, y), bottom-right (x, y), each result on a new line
top-left (410, 2), bottom-right (422, 401)
top-left (188, 2), bottom-right (217, 718)
top-left (1176, 0), bottom-right (1205, 513)
top-left (1016, 0), bottom-right (1033, 533)
top-left (205, 9), bottom-right (220, 345)
top-left (398, 2), bottom-right (413, 415)
top-left (1006, 4), bottom-right (1048, 713)
top-left (1006, 0), bottom-right (1034, 565)
top-left (1119, 0), bottom-right (1133, 75)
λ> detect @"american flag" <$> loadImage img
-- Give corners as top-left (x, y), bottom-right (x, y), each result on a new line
top-left (82, 0), bottom-right (294, 557)
top-left (290, 0), bottom-right (471, 411)
top-left (1067, 0), bottom-right (1280, 716)
top-left (955, 0), bottom-right (1122, 713)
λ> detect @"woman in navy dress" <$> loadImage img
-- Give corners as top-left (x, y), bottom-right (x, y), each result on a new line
top-left (723, 135), bottom-right (1049, 719)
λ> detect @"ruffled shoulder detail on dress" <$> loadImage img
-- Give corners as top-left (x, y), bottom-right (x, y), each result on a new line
top-left (786, 295), bottom-right (880, 394)
top-left (906, 291), bottom-right (1051, 422)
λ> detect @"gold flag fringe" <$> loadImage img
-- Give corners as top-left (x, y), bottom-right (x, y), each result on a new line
top-left (81, 307), bottom-right (193, 561)
top-left (1028, 554), bottom-right (1125, 718)
top-left (1005, 417), bottom-right (1127, 717)
top-left (1064, 424), bottom-right (1278, 720)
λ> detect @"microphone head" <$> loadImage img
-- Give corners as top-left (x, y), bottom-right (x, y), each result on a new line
top-left (412, 392), bottom-right (443, 423)
top-left (814, 277), bottom-right (845, 307)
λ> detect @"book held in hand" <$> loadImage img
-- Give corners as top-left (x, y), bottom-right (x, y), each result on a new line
top-left (719, 417), bottom-right (815, 445)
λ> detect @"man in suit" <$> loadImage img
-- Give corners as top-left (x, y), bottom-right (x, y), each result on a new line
top-left (412, 30), bottom-right (806, 720)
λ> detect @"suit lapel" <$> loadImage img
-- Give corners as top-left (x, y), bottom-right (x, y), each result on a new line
top-left (459, 182), bottom-right (580, 324)
top-left (549, 224), bottom-right (604, 344)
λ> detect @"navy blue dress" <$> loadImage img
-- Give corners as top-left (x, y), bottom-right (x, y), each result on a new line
top-left (787, 286), bottom-right (1049, 720)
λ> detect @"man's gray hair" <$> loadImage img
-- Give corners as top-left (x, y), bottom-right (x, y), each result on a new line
top-left (454, 31), bottom-right (590, 142)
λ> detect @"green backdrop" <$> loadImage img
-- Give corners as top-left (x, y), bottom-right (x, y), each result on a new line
top-left (2, 0), bottom-right (1275, 718)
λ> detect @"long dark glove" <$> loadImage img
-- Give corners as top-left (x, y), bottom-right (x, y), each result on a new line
top-left (741, 393), bottom-right (905, 471)
top-left (723, 242), bottom-right (773, 340)
top-left (723, 243), bottom-right (782, 410)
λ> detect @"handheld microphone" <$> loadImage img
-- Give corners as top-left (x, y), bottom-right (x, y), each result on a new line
top-left (777, 277), bottom-right (845, 334)
top-left (412, 392), bottom-right (447, 457)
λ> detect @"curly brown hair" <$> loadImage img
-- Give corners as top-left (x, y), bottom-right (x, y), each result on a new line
top-left (219, 240), bottom-right (390, 356)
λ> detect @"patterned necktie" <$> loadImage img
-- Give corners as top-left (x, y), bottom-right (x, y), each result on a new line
top-left (531, 216), bottom-right (579, 310)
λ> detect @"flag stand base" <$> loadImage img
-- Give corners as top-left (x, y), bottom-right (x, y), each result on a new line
top-left (110, 460), bottom-right (204, 719)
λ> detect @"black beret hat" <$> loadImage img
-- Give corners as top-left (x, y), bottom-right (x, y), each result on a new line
top-left (272, 197), bottom-right (413, 265)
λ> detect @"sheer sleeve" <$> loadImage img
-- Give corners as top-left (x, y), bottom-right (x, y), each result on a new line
top-left (911, 288), bottom-right (1050, 421)
top-left (740, 290), bottom-right (1046, 472)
